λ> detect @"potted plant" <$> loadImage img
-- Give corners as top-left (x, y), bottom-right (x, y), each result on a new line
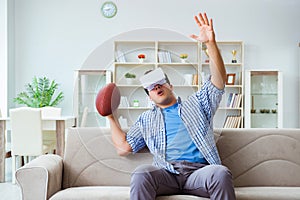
top-left (124, 72), bottom-right (136, 84)
top-left (137, 54), bottom-right (146, 63)
top-left (13, 76), bottom-right (64, 108)
top-left (179, 53), bottom-right (188, 63)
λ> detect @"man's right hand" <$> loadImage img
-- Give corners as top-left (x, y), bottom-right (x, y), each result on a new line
top-left (107, 113), bottom-right (133, 156)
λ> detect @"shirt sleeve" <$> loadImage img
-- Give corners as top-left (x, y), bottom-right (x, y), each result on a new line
top-left (197, 77), bottom-right (224, 119)
top-left (125, 118), bottom-right (146, 153)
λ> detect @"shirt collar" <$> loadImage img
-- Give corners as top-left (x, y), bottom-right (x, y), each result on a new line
top-left (151, 97), bottom-right (182, 111)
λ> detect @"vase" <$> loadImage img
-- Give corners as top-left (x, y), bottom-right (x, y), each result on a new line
top-left (139, 58), bottom-right (144, 63)
top-left (181, 58), bottom-right (187, 63)
top-left (125, 78), bottom-right (135, 85)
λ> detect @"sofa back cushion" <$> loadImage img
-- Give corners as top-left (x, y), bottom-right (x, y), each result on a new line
top-left (64, 128), bottom-right (300, 188)
top-left (215, 128), bottom-right (300, 187)
top-left (63, 127), bottom-right (152, 189)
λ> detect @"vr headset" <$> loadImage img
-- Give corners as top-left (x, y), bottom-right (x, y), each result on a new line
top-left (139, 68), bottom-right (168, 92)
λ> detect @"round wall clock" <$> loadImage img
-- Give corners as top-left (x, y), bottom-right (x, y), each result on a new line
top-left (101, 1), bottom-right (117, 18)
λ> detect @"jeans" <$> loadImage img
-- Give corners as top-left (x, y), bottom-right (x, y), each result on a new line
top-left (130, 161), bottom-right (236, 200)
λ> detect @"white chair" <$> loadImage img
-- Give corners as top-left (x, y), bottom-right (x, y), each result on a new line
top-left (10, 107), bottom-right (55, 183)
top-left (41, 106), bottom-right (61, 152)
top-left (41, 106), bottom-right (62, 119)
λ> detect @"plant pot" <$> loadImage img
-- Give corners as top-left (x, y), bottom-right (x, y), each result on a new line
top-left (139, 58), bottom-right (144, 63)
top-left (125, 78), bottom-right (135, 85)
top-left (181, 58), bottom-right (187, 63)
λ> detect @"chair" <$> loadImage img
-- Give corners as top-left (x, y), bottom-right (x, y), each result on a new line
top-left (41, 106), bottom-right (62, 119)
top-left (41, 106), bottom-right (61, 152)
top-left (10, 107), bottom-right (55, 183)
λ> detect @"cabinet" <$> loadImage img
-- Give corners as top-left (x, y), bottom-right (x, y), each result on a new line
top-left (73, 70), bottom-right (112, 127)
top-left (202, 41), bottom-right (244, 128)
top-left (245, 70), bottom-right (283, 128)
top-left (113, 40), bottom-right (244, 129)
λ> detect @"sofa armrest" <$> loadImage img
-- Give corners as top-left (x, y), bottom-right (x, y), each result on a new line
top-left (15, 154), bottom-right (63, 200)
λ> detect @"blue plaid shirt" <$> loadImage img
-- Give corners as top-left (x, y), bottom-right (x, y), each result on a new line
top-left (126, 79), bottom-right (224, 174)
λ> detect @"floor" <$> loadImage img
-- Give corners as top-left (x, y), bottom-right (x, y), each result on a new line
top-left (0, 156), bottom-right (22, 200)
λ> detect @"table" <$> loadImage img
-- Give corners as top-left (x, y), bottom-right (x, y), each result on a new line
top-left (0, 116), bottom-right (76, 182)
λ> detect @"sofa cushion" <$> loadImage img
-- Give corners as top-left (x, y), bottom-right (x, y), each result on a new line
top-left (156, 195), bottom-right (209, 200)
top-left (215, 128), bottom-right (300, 187)
top-left (235, 186), bottom-right (300, 200)
top-left (50, 186), bottom-right (129, 200)
top-left (63, 128), bottom-right (153, 188)
top-left (50, 186), bottom-right (209, 200)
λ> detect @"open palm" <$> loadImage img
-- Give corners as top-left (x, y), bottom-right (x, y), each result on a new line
top-left (190, 13), bottom-right (215, 43)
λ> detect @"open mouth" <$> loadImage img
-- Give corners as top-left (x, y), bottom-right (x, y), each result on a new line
top-left (157, 90), bottom-right (163, 96)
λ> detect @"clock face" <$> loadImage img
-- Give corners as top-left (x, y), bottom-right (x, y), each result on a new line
top-left (101, 1), bottom-right (117, 18)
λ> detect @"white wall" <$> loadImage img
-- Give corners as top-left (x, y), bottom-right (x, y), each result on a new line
top-left (0, 0), bottom-right (8, 116)
top-left (8, 0), bottom-right (300, 127)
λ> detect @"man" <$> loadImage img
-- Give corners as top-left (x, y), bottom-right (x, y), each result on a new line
top-left (107, 13), bottom-right (236, 200)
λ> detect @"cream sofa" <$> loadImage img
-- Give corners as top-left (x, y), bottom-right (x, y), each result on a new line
top-left (16, 128), bottom-right (300, 200)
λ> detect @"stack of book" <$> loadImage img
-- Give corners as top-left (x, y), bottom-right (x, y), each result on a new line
top-left (223, 115), bottom-right (241, 128)
top-left (158, 51), bottom-right (172, 63)
top-left (119, 96), bottom-right (129, 108)
top-left (226, 93), bottom-right (242, 108)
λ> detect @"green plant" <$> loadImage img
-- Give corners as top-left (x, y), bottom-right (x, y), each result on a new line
top-left (124, 72), bottom-right (136, 79)
top-left (180, 53), bottom-right (188, 59)
top-left (13, 76), bottom-right (64, 108)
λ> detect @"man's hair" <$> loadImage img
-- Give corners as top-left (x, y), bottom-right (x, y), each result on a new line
top-left (143, 69), bottom-right (170, 95)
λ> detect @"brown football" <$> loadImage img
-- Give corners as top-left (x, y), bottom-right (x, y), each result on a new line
top-left (95, 83), bottom-right (120, 116)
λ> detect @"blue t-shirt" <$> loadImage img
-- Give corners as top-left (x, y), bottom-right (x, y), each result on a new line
top-left (163, 103), bottom-right (208, 164)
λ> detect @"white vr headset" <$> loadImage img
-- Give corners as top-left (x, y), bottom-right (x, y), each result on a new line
top-left (139, 68), bottom-right (167, 91)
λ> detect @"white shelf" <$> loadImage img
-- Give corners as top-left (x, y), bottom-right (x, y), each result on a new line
top-left (119, 107), bottom-right (150, 110)
top-left (158, 63), bottom-right (199, 65)
top-left (218, 107), bottom-right (243, 110)
top-left (114, 40), bottom-right (244, 128)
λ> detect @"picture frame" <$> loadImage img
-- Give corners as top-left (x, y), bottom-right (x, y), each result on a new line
top-left (226, 73), bottom-right (236, 85)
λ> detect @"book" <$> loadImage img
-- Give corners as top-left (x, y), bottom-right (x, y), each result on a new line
top-left (158, 50), bottom-right (172, 63)
top-left (229, 93), bottom-right (237, 108)
top-left (226, 93), bottom-right (233, 108)
top-left (120, 96), bottom-right (129, 108)
top-left (223, 115), bottom-right (241, 128)
top-left (192, 74), bottom-right (198, 85)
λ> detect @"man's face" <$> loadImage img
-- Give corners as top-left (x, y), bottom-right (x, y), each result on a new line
top-left (148, 83), bottom-right (174, 106)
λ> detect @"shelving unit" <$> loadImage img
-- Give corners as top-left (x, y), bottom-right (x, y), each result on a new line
top-left (73, 41), bottom-right (244, 129)
top-left (73, 69), bottom-right (112, 127)
top-left (113, 40), bottom-right (244, 129)
top-left (245, 70), bottom-right (283, 128)
top-left (114, 41), bottom-right (199, 128)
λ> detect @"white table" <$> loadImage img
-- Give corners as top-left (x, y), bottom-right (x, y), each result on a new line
top-left (0, 116), bottom-right (76, 182)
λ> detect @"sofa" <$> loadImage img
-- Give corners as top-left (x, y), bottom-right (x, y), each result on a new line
top-left (16, 127), bottom-right (300, 200)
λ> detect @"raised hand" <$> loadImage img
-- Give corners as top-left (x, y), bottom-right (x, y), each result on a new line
top-left (190, 12), bottom-right (226, 89)
top-left (190, 13), bottom-right (215, 43)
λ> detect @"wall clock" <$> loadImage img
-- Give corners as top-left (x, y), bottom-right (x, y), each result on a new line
top-left (101, 1), bottom-right (117, 18)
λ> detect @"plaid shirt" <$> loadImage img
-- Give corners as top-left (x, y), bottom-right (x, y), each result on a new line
top-left (126, 79), bottom-right (224, 174)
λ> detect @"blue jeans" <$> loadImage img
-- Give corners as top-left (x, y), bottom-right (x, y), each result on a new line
top-left (130, 161), bottom-right (236, 200)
